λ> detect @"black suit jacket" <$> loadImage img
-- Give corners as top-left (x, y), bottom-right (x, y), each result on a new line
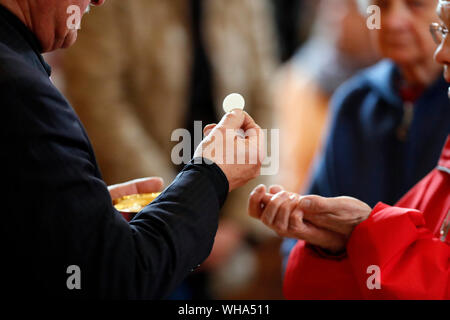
top-left (0, 5), bottom-right (228, 299)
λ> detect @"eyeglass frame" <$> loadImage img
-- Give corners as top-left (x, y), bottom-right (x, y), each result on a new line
top-left (430, 22), bottom-right (449, 44)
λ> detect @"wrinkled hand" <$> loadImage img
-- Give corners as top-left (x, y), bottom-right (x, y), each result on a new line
top-left (297, 194), bottom-right (372, 238)
top-left (248, 185), bottom-right (372, 253)
top-left (248, 185), bottom-right (348, 253)
top-left (194, 110), bottom-right (264, 192)
top-left (108, 177), bottom-right (164, 200)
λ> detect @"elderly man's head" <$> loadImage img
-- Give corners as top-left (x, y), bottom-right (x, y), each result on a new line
top-left (363, 0), bottom-right (439, 66)
top-left (355, 0), bottom-right (443, 86)
top-left (0, 0), bottom-right (105, 52)
top-left (434, 0), bottom-right (450, 83)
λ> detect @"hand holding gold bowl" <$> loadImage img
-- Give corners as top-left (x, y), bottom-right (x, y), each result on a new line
top-left (113, 192), bottom-right (161, 221)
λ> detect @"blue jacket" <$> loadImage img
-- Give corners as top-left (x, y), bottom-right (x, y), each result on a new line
top-left (282, 60), bottom-right (450, 265)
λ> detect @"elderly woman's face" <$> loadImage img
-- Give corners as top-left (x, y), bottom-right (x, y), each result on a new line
top-left (371, 0), bottom-right (439, 65)
top-left (434, 1), bottom-right (450, 82)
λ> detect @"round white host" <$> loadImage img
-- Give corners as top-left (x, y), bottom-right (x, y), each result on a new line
top-left (223, 93), bottom-right (245, 113)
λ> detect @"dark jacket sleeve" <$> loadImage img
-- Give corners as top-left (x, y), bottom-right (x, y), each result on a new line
top-left (1, 63), bottom-right (228, 299)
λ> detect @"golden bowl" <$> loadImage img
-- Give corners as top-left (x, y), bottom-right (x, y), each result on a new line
top-left (113, 193), bottom-right (161, 220)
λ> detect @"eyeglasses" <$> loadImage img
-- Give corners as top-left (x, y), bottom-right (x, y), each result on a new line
top-left (430, 22), bottom-right (449, 45)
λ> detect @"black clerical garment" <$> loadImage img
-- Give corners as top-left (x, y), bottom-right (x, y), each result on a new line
top-left (0, 5), bottom-right (228, 299)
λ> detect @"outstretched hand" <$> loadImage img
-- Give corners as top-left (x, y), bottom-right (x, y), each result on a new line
top-left (108, 177), bottom-right (164, 200)
top-left (248, 185), bottom-right (372, 253)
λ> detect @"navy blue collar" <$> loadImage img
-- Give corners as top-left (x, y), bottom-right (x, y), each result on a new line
top-left (0, 4), bottom-right (51, 76)
top-left (364, 59), bottom-right (447, 108)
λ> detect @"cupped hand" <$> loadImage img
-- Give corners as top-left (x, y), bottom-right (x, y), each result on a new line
top-left (297, 195), bottom-right (372, 238)
top-left (108, 177), bottom-right (164, 201)
top-left (248, 185), bottom-right (348, 253)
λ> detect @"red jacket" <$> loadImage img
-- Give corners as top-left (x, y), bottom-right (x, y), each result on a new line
top-left (284, 136), bottom-right (450, 300)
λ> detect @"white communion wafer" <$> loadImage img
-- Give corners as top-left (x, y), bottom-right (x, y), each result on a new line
top-left (223, 93), bottom-right (245, 113)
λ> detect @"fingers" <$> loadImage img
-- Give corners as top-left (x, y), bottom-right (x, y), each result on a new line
top-left (269, 185), bottom-right (284, 194)
top-left (298, 195), bottom-right (372, 236)
top-left (251, 190), bottom-right (347, 252)
top-left (261, 193), bottom-right (273, 206)
top-left (298, 195), bottom-right (363, 213)
top-left (271, 194), bottom-right (299, 235)
top-left (108, 183), bottom-right (136, 200)
top-left (297, 195), bottom-right (333, 213)
top-left (248, 184), bottom-right (266, 219)
top-left (108, 177), bottom-right (164, 200)
top-left (260, 191), bottom-right (290, 227)
top-left (240, 111), bottom-right (260, 132)
top-left (253, 188), bottom-right (300, 235)
top-left (218, 110), bottom-right (261, 133)
top-left (297, 195), bottom-right (343, 234)
top-left (203, 124), bottom-right (217, 136)
top-left (135, 177), bottom-right (164, 194)
top-left (288, 209), bottom-right (346, 251)
top-left (218, 110), bottom-right (245, 130)
top-left (245, 125), bottom-right (264, 166)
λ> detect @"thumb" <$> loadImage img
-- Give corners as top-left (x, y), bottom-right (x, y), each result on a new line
top-left (248, 184), bottom-right (266, 218)
top-left (203, 123), bottom-right (217, 136)
top-left (218, 109), bottom-right (245, 130)
top-left (108, 177), bottom-right (164, 200)
top-left (297, 195), bottom-right (334, 213)
top-left (269, 185), bottom-right (284, 195)
top-left (134, 177), bottom-right (164, 194)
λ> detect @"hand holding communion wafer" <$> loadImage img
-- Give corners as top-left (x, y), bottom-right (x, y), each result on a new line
top-left (195, 93), bottom-right (265, 191)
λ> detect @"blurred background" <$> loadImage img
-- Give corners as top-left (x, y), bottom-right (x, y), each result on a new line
top-left (45, 0), bottom-right (379, 299)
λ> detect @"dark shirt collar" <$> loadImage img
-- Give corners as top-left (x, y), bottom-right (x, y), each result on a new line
top-left (0, 4), bottom-right (51, 76)
top-left (364, 60), bottom-right (447, 108)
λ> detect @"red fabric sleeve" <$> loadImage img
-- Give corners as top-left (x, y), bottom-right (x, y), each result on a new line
top-left (347, 202), bottom-right (450, 299)
top-left (284, 240), bottom-right (361, 299)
